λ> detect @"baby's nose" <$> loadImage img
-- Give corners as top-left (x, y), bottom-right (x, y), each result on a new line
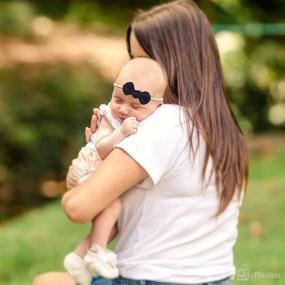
top-left (120, 104), bottom-right (129, 114)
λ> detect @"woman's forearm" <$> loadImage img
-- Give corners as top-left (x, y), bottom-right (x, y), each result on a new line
top-left (62, 148), bottom-right (148, 224)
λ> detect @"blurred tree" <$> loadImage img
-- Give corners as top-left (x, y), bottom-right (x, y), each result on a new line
top-left (0, 0), bottom-right (284, 220)
top-left (0, 1), bottom-right (34, 37)
top-left (239, 0), bottom-right (285, 22)
top-left (211, 0), bottom-right (285, 132)
top-left (0, 63), bottom-right (111, 220)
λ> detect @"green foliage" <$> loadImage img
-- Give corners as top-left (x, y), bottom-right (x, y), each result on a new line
top-left (0, 0), bottom-right (284, 221)
top-left (64, 2), bottom-right (131, 32)
top-left (220, 37), bottom-right (285, 133)
top-left (0, 1), bottom-right (34, 37)
top-left (0, 64), bottom-right (111, 220)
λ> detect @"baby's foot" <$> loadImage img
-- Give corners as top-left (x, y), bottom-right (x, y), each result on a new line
top-left (106, 249), bottom-right (117, 263)
top-left (84, 243), bottom-right (119, 279)
top-left (64, 252), bottom-right (92, 285)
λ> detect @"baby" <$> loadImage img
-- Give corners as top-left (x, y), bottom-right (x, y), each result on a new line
top-left (63, 58), bottom-right (167, 285)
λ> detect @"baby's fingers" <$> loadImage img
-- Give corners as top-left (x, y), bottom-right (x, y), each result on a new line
top-left (132, 121), bottom-right (139, 127)
top-left (93, 108), bottom-right (100, 116)
top-left (90, 114), bottom-right (98, 133)
top-left (131, 123), bottom-right (138, 130)
top-left (128, 116), bottom-right (138, 123)
top-left (85, 127), bottom-right (92, 142)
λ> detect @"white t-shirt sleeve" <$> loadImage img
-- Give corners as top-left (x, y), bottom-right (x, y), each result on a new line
top-left (115, 105), bottom-right (185, 186)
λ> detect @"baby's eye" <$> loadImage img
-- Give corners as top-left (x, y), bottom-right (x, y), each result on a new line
top-left (132, 105), bottom-right (142, 109)
top-left (113, 97), bottom-right (122, 103)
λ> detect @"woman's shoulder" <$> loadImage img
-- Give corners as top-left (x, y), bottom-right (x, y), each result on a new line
top-left (152, 104), bottom-right (183, 117)
top-left (141, 104), bottom-right (186, 128)
top-left (137, 104), bottom-right (189, 147)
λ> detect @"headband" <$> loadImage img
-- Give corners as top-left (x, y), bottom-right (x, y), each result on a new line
top-left (113, 81), bottom-right (164, 105)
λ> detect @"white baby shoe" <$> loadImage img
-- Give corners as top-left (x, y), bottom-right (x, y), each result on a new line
top-left (84, 243), bottom-right (119, 279)
top-left (64, 252), bottom-right (92, 285)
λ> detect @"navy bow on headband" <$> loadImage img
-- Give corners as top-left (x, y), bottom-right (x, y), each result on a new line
top-left (122, 82), bottom-right (151, 105)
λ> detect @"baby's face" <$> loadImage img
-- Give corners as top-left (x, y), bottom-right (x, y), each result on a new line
top-left (110, 85), bottom-right (161, 122)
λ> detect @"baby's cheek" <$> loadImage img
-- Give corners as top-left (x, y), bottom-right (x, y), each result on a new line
top-left (138, 110), bottom-right (151, 121)
top-left (133, 112), bottom-right (143, 122)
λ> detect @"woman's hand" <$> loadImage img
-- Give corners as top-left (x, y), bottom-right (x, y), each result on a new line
top-left (85, 108), bottom-right (99, 142)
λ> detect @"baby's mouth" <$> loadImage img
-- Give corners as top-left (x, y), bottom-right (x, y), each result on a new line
top-left (116, 115), bottom-right (125, 122)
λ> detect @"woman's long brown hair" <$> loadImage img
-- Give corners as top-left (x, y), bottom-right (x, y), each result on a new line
top-left (127, 0), bottom-right (248, 216)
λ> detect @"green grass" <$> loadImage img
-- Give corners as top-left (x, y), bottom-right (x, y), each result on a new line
top-left (233, 149), bottom-right (285, 285)
top-left (0, 202), bottom-right (86, 285)
top-left (0, 150), bottom-right (284, 285)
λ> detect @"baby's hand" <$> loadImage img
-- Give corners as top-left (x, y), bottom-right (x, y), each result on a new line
top-left (120, 117), bottom-right (139, 136)
top-left (85, 108), bottom-right (99, 142)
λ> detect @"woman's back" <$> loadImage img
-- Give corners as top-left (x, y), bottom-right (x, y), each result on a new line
top-left (115, 104), bottom-right (241, 283)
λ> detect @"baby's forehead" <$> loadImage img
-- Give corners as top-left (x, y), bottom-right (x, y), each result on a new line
top-left (115, 77), bottom-right (151, 93)
top-left (115, 59), bottom-right (166, 88)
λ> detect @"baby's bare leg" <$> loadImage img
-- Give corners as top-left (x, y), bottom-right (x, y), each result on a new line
top-left (73, 234), bottom-right (91, 258)
top-left (72, 217), bottom-right (117, 257)
top-left (90, 199), bottom-right (121, 248)
top-left (108, 225), bottom-right (118, 243)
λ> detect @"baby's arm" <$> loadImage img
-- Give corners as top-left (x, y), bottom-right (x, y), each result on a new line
top-left (96, 116), bottom-right (138, 160)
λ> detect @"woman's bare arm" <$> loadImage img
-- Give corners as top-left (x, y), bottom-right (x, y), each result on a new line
top-left (33, 272), bottom-right (75, 285)
top-left (62, 148), bottom-right (148, 224)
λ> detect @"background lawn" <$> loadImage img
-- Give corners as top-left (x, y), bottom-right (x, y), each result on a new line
top-left (0, 148), bottom-right (284, 285)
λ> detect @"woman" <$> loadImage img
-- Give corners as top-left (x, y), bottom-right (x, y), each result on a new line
top-left (33, 1), bottom-right (248, 285)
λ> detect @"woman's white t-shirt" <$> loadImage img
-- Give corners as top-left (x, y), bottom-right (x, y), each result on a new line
top-left (115, 104), bottom-right (242, 284)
